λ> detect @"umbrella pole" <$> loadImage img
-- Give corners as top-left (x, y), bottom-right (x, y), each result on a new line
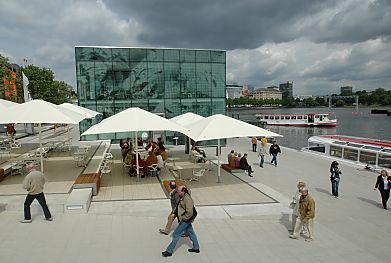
top-left (217, 138), bottom-right (221, 183)
top-left (39, 123), bottom-right (44, 172)
top-left (68, 125), bottom-right (71, 151)
top-left (135, 131), bottom-right (140, 182)
top-left (188, 137), bottom-right (191, 160)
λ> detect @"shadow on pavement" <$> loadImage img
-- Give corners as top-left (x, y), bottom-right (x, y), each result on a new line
top-left (357, 197), bottom-right (382, 208)
top-left (314, 187), bottom-right (331, 196)
top-left (279, 213), bottom-right (291, 232)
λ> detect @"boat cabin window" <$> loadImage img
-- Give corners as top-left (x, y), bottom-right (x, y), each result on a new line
top-left (269, 116), bottom-right (274, 120)
top-left (359, 151), bottom-right (377, 165)
top-left (382, 148), bottom-right (391, 154)
top-left (291, 116), bottom-right (296, 120)
top-left (281, 116), bottom-right (285, 120)
top-left (297, 116), bottom-right (302, 120)
top-left (285, 116), bottom-right (290, 120)
top-left (347, 143), bottom-right (364, 148)
top-left (333, 141), bottom-right (348, 146)
top-left (378, 152), bottom-right (391, 168)
top-left (363, 146), bottom-right (382, 151)
top-left (275, 116), bottom-right (280, 120)
top-left (330, 145), bottom-right (342, 158)
top-left (264, 116), bottom-right (269, 120)
top-left (303, 116), bottom-right (307, 119)
top-left (309, 142), bottom-right (325, 153)
top-left (343, 147), bottom-right (358, 161)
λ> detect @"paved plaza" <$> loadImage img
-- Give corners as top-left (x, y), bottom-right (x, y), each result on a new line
top-left (0, 132), bottom-right (390, 262)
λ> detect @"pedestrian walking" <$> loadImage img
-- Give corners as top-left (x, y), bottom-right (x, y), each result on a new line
top-left (20, 163), bottom-right (52, 223)
top-left (330, 161), bottom-right (342, 198)
top-left (290, 182), bottom-right (306, 231)
top-left (258, 144), bottom-right (267, 167)
top-left (374, 169), bottom-right (391, 209)
top-left (159, 181), bottom-right (187, 236)
top-left (251, 136), bottom-right (258, 152)
top-left (162, 185), bottom-right (200, 257)
top-left (269, 141), bottom-right (281, 166)
top-left (289, 187), bottom-right (315, 241)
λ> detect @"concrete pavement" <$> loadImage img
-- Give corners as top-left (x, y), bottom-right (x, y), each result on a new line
top-left (0, 137), bottom-right (390, 263)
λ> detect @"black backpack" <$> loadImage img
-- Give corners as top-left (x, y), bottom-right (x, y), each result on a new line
top-left (189, 205), bottom-right (198, 221)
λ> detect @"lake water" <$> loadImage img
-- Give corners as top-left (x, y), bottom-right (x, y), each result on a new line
top-left (227, 107), bottom-right (391, 149)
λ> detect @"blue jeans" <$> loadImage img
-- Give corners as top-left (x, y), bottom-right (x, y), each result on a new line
top-left (259, 155), bottom-right (265, 167)
top-left (271, 154), bottom-right (278, 166)
top-left (166, 221), bottom-right (199, 254)
top-left (331, 178), bottom-right (339, 197)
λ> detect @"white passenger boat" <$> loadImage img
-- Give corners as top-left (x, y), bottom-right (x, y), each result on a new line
top-left (305, 135), bottom-right (391, 169)
top-left (255, 113), bottom-right (337, 127)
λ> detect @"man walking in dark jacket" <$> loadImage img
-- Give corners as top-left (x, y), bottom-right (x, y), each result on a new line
top-left (269, 141), bottom-right (281, 166)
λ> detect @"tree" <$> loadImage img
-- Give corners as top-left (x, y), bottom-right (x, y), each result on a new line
top-left (334, 99), bottom-right (345, 107)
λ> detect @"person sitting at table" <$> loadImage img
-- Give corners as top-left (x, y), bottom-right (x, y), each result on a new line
top-left (228, 150), bottom-right (235, 164)
top-left (192, 146), bottom-right (206, 163)
top-left (191, 142), bottom-right (206, 158)
top-left (121, 142), bottom-right (130, 162)
top-left (157, 154), bottom-right (165, 171)
top-left (130, 154), bottom-right (147, 177)
top-left (137, 137), bottom-right (144, 147)
top-left (235, 153), bottom-right (242, 168)
top-left (157, 137), bottom-right (165, 150)
top-left (145, 151), bottom-right (158, 167)
top-left (160, 148), bottom-right (169, 161)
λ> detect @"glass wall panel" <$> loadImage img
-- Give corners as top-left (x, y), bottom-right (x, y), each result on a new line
top-left (164, 62), bottom-right (180, 99)
top-left (76, 62), bottom-right (95, 100)
top-left (211, 98), bottom-right (226, 115)
top-left (181, 98), bottom-right (197, 114)
top-left (93, 48), bottom-right (111, 61)
top-left (94, 62), bottom-right (113, 101)
top-left (181, 63), bottom-right (196, 99)
top-left (164, 49), bottom-right (180, 62)
top-left (131, 99), bottom-right (148, 110)
top-left (196, 99), bottom-right (212, 117)
top-left (148, 99), bottom-right (165, 115)
top-left (112, 62), bottom-right (131, 100)
top-left (131, 61), bottom-right (148, 99)
top-left (211, 63), bottom-right (226, 98)
top-left (75, 47), bottom-right (95, 61)
top-left (147, 62), bottom-right (164, 99)
top-left (196, 50), bottom-right (211, 63)
top-left (130, 48), bottom-right (147, 62)
top-left (211, 51), bottom-right (226, 63)
top-left (196, 63), bottom-right (211, 98)
top-left (112, 48), bottom-right (129, 62)
top-left (164, 99), bottom-right (181, 118)
top-left (147, 49), bottom-right (164, 61)
top-left (180, 50), bottom-right (195, 63)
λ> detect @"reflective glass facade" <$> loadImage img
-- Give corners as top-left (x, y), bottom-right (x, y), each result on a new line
top-left (75, 47), bottom-right (226, 143)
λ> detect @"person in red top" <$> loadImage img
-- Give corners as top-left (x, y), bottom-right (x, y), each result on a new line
top-left (131, 154), bottom-right (147, 177)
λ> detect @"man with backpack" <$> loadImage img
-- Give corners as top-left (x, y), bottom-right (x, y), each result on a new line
top-left (162, 185), bottom-right (200, 257)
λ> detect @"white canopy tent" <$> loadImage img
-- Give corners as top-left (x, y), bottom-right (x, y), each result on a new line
top-left (59, 103), bottom-right (102, 150)
top-left (181, 114), bottom-right (282, 182)
top-left (81, 107), bottom-right (188, 181)
top-left (170, 112), bottom-right (205, 157)
top-left (0, 99), bottom-right (18, 108)
top-left (0, 100), bottom-right (88, 171)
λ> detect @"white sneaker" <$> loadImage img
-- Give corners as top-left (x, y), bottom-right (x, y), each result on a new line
top-left (20, 219), bottom-right (32, 223)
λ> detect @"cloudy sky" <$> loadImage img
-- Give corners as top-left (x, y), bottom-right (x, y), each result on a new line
top-left (0, 0), bottom-right (390, 95)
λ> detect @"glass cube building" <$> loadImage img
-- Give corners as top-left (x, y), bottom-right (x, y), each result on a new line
top-left (75, 46), bottom-right (226, 143)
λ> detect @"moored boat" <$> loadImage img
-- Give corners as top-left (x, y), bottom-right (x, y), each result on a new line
top-left (255, 113), bottom-right (337, 127)
top-left (305, 135), bottom-right (391, 169)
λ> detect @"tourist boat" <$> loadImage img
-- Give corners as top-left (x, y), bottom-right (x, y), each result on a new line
top-left (255, 113), bottom-right (337, 127)
top-left (305, 135), bottom-right (391, 169)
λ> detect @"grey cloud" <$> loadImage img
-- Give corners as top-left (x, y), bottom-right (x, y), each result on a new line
top-left (104, 0), bottom-right (336, 50)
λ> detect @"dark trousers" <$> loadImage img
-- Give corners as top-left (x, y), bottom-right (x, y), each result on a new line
top-left (379, 189), bottom-right (390, 209)
top-left (331, 178), bottom-right (340, 197)
top-left (242, 165), bottom-right (253, 175)
top-left (24, 193), bottom-right (52, 220)
top-left (271, 153), bottom-right (278, 166)
top-left (252, 144), bottom-right (257, 152)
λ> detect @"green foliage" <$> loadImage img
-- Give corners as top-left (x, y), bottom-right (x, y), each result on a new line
top-left (0, 54), bottom-right (73, 104)
top-left (334, 99), bottom-right (346, 107)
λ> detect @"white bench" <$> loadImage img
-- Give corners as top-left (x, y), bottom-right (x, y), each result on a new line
top-left (64, 188), bottom-right (92, 213)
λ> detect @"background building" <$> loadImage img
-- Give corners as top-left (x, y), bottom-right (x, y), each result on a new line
top-left (250, 88), bottom-right (282, 100)
top-left (75, 46), bottom-right (226, 143)
top-left (226, 84), bottom-right (243, 99)
top-left (340, 86), bottom-right (353, 95)
top-left (279, 81), bottom-right (293, 100)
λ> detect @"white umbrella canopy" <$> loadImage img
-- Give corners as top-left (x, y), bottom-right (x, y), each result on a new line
top-left (0, 100), bottom-right (89, 172)
top-left (59, 103), bottom-right (101, 119)
top-left (170, 112), bottom-right (205, 127)
top-left (82, 107), bottom-right (188, 181)
top-left (183, 114), bottom-right (282, 141)
top-left (82, 107), bottom-right (187, 136)
top-left (181, 114), bottom-right (282, 182)
top-left (0, 99), bottom-right (19, 108)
